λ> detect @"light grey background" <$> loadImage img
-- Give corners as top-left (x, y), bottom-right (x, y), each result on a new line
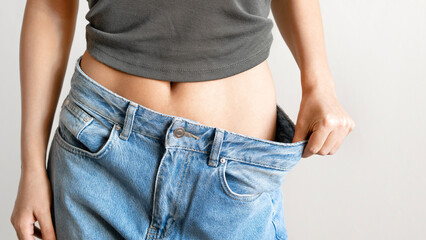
top-left (2, 1), bottom-right (425, 239)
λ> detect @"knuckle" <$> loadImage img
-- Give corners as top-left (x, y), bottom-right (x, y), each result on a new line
top-left (342, 118), bottom-right (350, 128)
top-left (11, 215), bottom-right (21, 228)
top-left (322, 114), bottom-right (336, 128)
top-left (339, 118), bottom-right (350, 129)
top-left (17, 222), bottom-right (27, 232)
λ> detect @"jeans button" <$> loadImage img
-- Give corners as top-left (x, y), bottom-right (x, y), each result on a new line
top-left (173, 127), bottom-right (185, 138)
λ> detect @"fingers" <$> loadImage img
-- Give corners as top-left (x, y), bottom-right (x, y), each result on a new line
top-left (328, 119), bottom-right (356, 155)
top-left (302, 126), bottom-right (331, 158)
top-left (35, 209), bottom-right (56, 240)
top-left (302, 116), bottom-right (356, 157)
top-left (11, 212), bottom-right (36, 240)
top-left (317, 130), bottom-right (340, 155)
top-left (11, 209), bottom-right (56, 240)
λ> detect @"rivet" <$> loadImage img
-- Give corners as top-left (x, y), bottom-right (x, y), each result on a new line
top-left (84, 116), bottom-right (91, 122)
top-left (115, 125), bottom-right (121, 130)
top-left (173, 127), bottom-right (185, 138)
top-left (220, 158), bottom-right (226, 163)
top-left (64, 98), bottom-right (69, 105)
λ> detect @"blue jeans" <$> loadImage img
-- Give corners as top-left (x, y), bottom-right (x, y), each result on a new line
top-left (46, 55), bottom-right (307, 240)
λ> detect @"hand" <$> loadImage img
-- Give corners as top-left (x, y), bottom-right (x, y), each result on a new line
top-left (292, 85), bottom-right (355, 158)
top-left (10, 169), bottom-right (56, 240)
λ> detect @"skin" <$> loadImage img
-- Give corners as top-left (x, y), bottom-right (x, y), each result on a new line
top-left (11, 0), bottom-right (355, 239)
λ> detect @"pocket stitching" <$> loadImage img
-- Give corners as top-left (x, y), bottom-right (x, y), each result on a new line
top-left (220, 156), bottom-right (292, 171)
top-left (218, 158), bottom-right (263, 202)
top-left (267, 190), bottom-right (288, 240)
top-left (69, 93), bottom-right (118, 128)
top-left (64, 97), bottom-right (94, 124)
top-left (53, 122), bottom-right (118, 159)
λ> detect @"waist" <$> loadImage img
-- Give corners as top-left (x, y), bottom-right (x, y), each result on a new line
top-left (80, 50), bottom-right (278, 141)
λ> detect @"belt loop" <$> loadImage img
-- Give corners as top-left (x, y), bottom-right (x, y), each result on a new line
top-left (119, 101), bottom-right (138, 141)
top-left (208, 128), bottom-right (224, 167)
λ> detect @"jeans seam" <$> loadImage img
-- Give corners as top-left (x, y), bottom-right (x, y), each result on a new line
top-left (167, 146), bottom-right (209, 155)
top-left (69, 92), bottom-right (164, 141)
top-left (266, 192), bottom-right (280, 239)
top-left (53, 124), bottom-right (116, 159)
top-left (217, 160), bottom-right (262, 202)
top-left (147, 223), bottom-right (176, 239)
top-left (221, 156), bottom-right (289, 171)
top-left (173, 151), bottom-right (191, 219)
top-left (168, 147), bottom-right (294, 171)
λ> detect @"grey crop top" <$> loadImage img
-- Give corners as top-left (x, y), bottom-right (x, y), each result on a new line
top-left (84, 0), bottom-right (274, 82)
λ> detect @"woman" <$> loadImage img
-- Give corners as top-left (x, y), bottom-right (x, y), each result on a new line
top-left (11, 0), bottom-right (355, 239)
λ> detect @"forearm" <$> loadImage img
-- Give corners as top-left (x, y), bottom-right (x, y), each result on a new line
top-left (271, 0), bottom-right (335, 93)
top-left (20, 0), bottom-right (78, 174)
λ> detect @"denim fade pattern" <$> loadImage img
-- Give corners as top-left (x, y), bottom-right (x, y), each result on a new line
top-left (46, 55), bottom-right (308, 240)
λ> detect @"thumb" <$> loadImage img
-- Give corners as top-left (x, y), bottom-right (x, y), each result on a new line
top-left (292, 121), bottom-right (309, 143)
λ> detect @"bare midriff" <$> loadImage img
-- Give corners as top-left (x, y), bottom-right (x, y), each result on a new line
top-left (80, 50), bottom-right (278, 141)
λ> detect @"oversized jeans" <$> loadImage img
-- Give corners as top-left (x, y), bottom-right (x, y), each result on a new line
top-left (46, 55), bottom-right (307, 240)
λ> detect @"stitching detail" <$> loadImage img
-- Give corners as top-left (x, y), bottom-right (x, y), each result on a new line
top-left (221, 156), bottom-right (291, 171)
top-left (148, 222), bottom-right (176, 239)
top-left (223, 156), bottom-right (288, 171)
top-left (168, 116), bottom-right (307, 146)
top-left (69, 93), bottom-right (117, 126)
top-left (147, 220), bottom-right (176, 239)
top-left (266, 192), bottom-right (281, 240)
top-left (273, 218), bottom-right (286, 240)
top-left (218, 160), bottom-right (262, 202)
top-left (53, 125), bottom-right (116, 159)
top-left (167, 146), bottom-right (209, 155)
top-left (173, 151), bottom-right (191, 219)
top-left (148, 149), bottom-right (178, 239)
top-left (64, 97), bottom-right (93, 123)
top-left (68, 93), bottom-right (163, 141)
top-left (166, 147), bottom-right (296, 171)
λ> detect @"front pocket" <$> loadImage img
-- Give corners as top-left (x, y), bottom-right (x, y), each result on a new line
top-left (218, 157), bottom-right (294, 202)
top-left (54, 95), bottom-right (119, 159)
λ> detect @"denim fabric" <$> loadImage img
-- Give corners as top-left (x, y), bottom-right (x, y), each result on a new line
top-left (46, 55), bottom-right (308, 240)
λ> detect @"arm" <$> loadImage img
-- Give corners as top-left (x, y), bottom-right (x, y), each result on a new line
top-left (271, 0), bottom-right (355, 157)
top-left (11, 0), bottom-right (78, 238)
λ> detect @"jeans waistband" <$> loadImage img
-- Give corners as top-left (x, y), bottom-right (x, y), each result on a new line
top-left (67, 55), bottom-right (307, 171)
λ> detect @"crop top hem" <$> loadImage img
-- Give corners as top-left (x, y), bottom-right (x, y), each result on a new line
top-left (86, 38), bottom-right (272, 83)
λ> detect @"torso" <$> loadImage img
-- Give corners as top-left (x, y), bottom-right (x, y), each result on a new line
top-left (80, 50), bottom-right (278, 141)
